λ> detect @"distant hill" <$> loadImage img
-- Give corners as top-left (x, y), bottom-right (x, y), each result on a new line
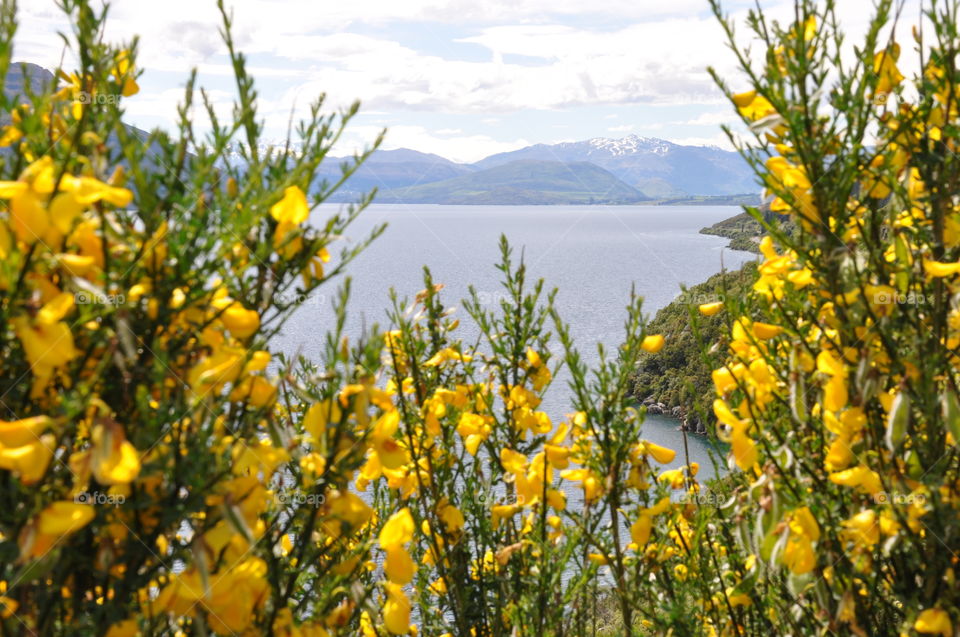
top-left (374, 159), bottom-right (648, 205)
top-left (651, 193), bottom-right (761, 206)
top-left (477, 135), bottom-right (757, 197)
top-left (2, 63), bottom-right (182, 180)
top-left (699, 206), bottom-right (792, 253)
top-left (4, 62), bottom-right (55, 100)
top-left (326, 135), bottom-right (758, 203)
top-left (316, 148), bottom-right (476, 195)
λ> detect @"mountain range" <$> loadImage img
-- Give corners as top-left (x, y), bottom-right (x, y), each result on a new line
top-left (319, 135), bottom-right (760, 205)
top-left (4, 63), bottom-right (759, 205)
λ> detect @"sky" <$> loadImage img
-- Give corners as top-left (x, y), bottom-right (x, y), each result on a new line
top-left (14, 0), bottom-right (921, 163)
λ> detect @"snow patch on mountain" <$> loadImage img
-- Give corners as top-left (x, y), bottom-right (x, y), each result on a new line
top-left (586, 134), bottom-right (676, 157)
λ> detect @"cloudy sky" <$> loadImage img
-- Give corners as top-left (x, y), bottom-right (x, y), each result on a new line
top-left (15, 0), bottom-right (918, 162)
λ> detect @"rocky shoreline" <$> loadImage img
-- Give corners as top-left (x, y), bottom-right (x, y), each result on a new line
top-left (640, 396), bottom-right (708, 435)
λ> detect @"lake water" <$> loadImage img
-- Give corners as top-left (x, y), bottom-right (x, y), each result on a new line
top-left (278, 204), bottom-right (756, 484)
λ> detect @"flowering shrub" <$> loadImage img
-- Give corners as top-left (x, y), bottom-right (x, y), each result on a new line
top-left (1, 0), bottom-right (959, 636)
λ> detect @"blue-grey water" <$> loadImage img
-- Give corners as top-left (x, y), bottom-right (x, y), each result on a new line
top-left (279, 204), bottom-right (755, 484)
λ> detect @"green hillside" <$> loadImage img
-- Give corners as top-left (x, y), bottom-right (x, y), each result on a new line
top-left (699, 211), bottom-right (765, 252)
top-left (376, 159), bottom-right (648, 204)
top-left (631, 263), bottom-right (758, 432)
top-left (698, 206), bottom-right (797, 252)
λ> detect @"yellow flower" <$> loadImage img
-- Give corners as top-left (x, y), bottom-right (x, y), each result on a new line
top-left (13, 293), bottom-right (80, 393)
top-left (379, 508), bottom-right (414, 550)
top-left (641, 334), bottom-right (665, 353)
top-left (0, 416), bottom-right (53, 447)
top-left (491, 504), bottom-right (519, 530)
top-left (38, 501), bottom-right (95, 537)
top-left (0, 157), bottom-right (55, 243)
top-left (823, 374), bottom-right (849, 412)
top-left (112, 50), bottom-right (140, 97)
top-left (270, 186), bottom-right (310, 225)
top-left (766, 156), bottom-right (811, 190)
top-left (712, 366), bottom-right (738, 394)
top-left (384, 546), bottom-right (415, 584)
top-left (726, 587), bottom-right (752, 607)
top-left (0, 434), bottom-right (55, 484)
top-left (104, 619), bottom-right (138, 637)
top-left (657, 468), bottom-right (685, 489)
top-left (438, 502), bottom-right (465, 534)
top-left (752, 322), bottom-right (783, 340)
top-left (587, 553), bottom-right (609, 565)
top-left (638, 440), bottom-right (676, 464)
top-left (370, 410), bottom-right (409, 470)
top-left (325, 491), bottom-right (373, 538)
top-left (423, 347), bottom-right (472, 367)
top-left (713, 399), bottom-right (747, 429)
top-left (782, 507), bottom-right (819, 574)
top-left (382, 582), bottom-right (411, 635)
top-left (873, 44), bottom-right (904, 95)
top-left (829, 465), bottom-right (882, 495)
top-left (923, 259), bottom-right (960, 278)
top-left (59, 174), bottom-right (133, 207)
top-left (546, 488), bottom-right (566, 511)
top-left (730, 427), bottom-right (758, 471)
top-left (842, 509), bottom-right (879, 548)
top-left (560, 468), bottom-right (602, 502)
top-left (630, 514), bottom-right (653, 547)
top-left (91, 424), bottom-right (141, 485)
top-left (544, 443), bottom-right (570, 468)
top-left (500, 448), bottom-right (528, 475)
top-left (222, 305), bottom-right (260, 339)
top-left (915, 608), bottom-right (952, 636)
top-left (304, 399), bottom-right (342, 440)
top-left (699, 301), bottom-right (723, 316)
top-left (733, 91), bottom-right (777, 121)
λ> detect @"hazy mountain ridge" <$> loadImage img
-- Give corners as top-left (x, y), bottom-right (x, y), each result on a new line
top-left (373, 159), bottom-right (648, 205)
top-left (327, 134), bottom-right (758, 203)
top-left (476, 135), bottom-right (756, 196)
top-left (316, 148), bottom-right (476, 193)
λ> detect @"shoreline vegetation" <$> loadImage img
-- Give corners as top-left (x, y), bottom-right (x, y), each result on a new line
top-left (630, 261), bottom-right (759, 437)
top-left (626, 206), bottom-right (771, 438)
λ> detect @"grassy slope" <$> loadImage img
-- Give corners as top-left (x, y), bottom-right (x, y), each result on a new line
top-left (631, 263), bottom-right (758, 430)
top-left (377, 159), bottom-right (648, 204)
top-left (698, 206), bottom-right (797, 253)
top-left (698, 210), bottom-right (764, 253)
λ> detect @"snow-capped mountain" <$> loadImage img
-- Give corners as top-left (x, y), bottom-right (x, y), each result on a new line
top-left (586, 135), bottom-right (676, 157)
top-left (474, 135), bottom-right (756, 197)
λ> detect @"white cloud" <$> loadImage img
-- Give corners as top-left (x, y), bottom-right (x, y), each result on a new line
top-left (9, 0), bottom-right (925, 157)
top-left (608, 124), bottom-right (635, 132)
top-left (683, 111), bottom-right (736, 127)
top-left (336, 125), bottom-right (530, 163)
top-left (671, 133), bottom-right (738, 150)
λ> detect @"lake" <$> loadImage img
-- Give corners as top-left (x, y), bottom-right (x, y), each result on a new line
top-left (278, 204), bottom-right (756, 483)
